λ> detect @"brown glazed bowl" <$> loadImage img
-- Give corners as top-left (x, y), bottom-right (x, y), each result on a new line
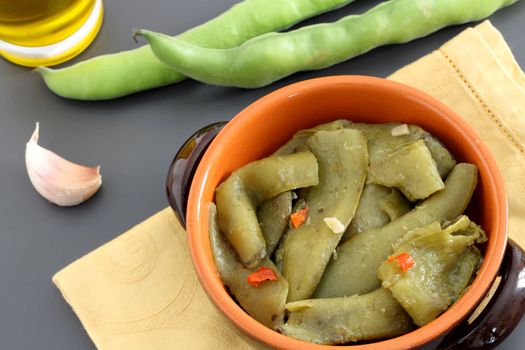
top-left (167, 76), bottom-right (525, 350)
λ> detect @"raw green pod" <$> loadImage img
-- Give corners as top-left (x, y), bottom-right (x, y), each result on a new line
top-left (139, 0), bottom-right (517, 88)
top-left (38, 0), bottom-right (356, 99)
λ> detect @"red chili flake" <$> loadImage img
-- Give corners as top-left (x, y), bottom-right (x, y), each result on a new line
top-left (247, 266), bottom-right (278, 287)
top-left (290, 207), bottom-right (309, 228)
top-left (388, 252), bottom-right (415, 273)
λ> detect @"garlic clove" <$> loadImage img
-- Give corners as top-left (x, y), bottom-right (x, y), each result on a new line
top-left (25, 123), bottom-right (102, 206)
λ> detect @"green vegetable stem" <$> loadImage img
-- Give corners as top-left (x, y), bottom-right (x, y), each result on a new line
top-left (36, 0), bottom-right (355, 100)
top-left (137, 0), bottom-right (517, 88)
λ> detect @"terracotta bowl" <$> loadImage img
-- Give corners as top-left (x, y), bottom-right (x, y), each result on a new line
top-left (167, 76), bottom-right (524, 350)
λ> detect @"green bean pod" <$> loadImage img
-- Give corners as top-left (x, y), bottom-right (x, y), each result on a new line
top-left (377, 216), bottom-right (485, 326)
top-left (447, 246), bottom-right (483, 301)
top-left (341, 185), bottom-right (410, 242)
top-left (276, 120), bottom-right (456, 179)
top-left (340, 121), bottom-right (457, 179)
top-left (367, 140), bottom-right (445, 201)
top-left (266, 119), bottom-right (352, 259)
top-left (137, 0), bottom-right (517, 88)
top-left (274, 119), bottom-right (352, 156)
top-left (423, 134), bottom-right (457, 178)
top-left (36, 0), bottom-right (355, 100)
top-left (379, 188), bottom-right (412, 222)
top-left (216, 151), bottom-right (318, 268)
top-left (282, 129), bottom-right (368, 301)
top-left (313, 163), bottom-right (478, 299)
top-left (281, 288), bottom-right (414, 344)
top-left (257, 191), bottom-right (293, 256)
top-left (208, 203), bottom-right (289, 329)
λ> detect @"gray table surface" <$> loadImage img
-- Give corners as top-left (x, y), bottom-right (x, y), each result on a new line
top-left (1, 0), bottom-right (524, 349)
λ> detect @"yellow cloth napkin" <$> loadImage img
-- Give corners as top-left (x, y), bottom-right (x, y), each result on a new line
top-left (53, 20), bottom-right (525, 350)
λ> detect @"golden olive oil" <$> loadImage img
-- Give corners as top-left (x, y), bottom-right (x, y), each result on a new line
top-left (0, 0), bottom-right (96, 46)
top-left (0, 0), bottom-right (103, 66)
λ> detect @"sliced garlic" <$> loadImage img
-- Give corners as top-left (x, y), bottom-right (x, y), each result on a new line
top-left (323, 217), bottom-right (345, 234)
top-left (25, 123), bottom-right (102, 206)
top-left (391, 124), bottom-right (410, 136)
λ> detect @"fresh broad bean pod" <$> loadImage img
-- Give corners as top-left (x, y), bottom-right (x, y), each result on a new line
top-left (208, 203), bottom-right (288, 329)
top-left (137, 0), bottom-right (517, 88)
top-left (282, 129), bottom-right (368, 302)
top-left (313, 163), bottom-right (478, 299)
top-left (216, 151), bottom-right (318, 268)
top-left (36, 0), bottom-right (356, 100)
top-left (281, 288), bottom-right (414, 344)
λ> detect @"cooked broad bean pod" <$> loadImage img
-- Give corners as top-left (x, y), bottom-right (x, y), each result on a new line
top-left (258, 191), bottom-right (293, 256)
top-left (423, 135), bottom-right (458, 178)
top-left (341, 184), bottom-right (392, 241)
top-left (313, 163), bottom-right (478, 298)
top-left (342, 185), bottom-right (412, 242)
top-left (273, 236), bottom-right (286, 274)
top-left (209, 203), bottom-right (289, 329)
top-left (345, 122), bottom-right (456, 178)
top-left (275, 120), bottom-right (456, 179)
top-left (379, 188), bottom-right (412, 221)
top-left (274, 120), bottom-right (352, 156)
top-left (137, 0), bottom-right (516, 88)
top-left (448, 246), bottom-right (483, 301)
top-left (377, 216), bottom-right (485, 326)
top-left (368, 140), bottom-right (445, 201)
top-left (37, 0), bottom-right (356, 100)
top-left (263, 119), bottom-right (352, 254)
top-left (282, 129), bottom-right (368, 301)
top-left (211, 119), bottom-right (486, 344)
top-left (216, 151), bottom-right (318, 268)
top-left (281, 288), bottom-right (414, 344)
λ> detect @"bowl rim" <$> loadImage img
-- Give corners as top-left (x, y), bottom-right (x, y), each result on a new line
top-left (186, 75), bottom-right (508, 350)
